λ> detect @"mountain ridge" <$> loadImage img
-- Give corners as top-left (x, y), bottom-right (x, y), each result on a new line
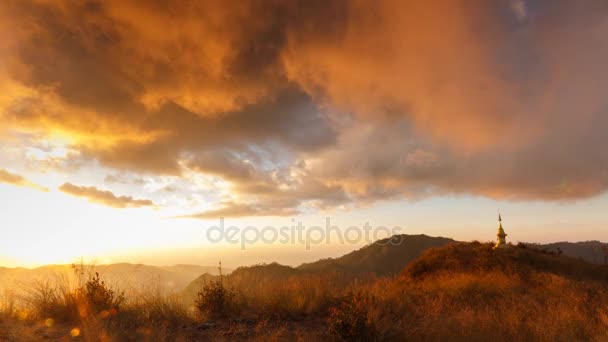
top-left (0, 263), bottom-right (227, 294)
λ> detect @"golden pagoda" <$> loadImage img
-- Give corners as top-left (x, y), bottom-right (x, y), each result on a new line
top-left (494, 212), bottom-right (508, 249)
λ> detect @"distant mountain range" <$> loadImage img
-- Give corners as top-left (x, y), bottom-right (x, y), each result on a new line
top-left (3, 236), bottom-right (607, 340)
top-left (182, 235), bottom-right (608, 301)
top-left (2, 235), bottom-right (606, 299)
top-left (525, 241), bottom-right (608, 264)
top-left (182, 234), bottom-right (456, 300)
top-left (0, 263), bottom-right (226, 294)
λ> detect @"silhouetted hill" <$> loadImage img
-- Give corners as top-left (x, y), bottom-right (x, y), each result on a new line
top-left (186, 234), bottom-right (455, 284)
top-left (182, 263), bottom-right (300, 301)
top-left (298, 234), bottom-right (455, 276)
top-left (182, 234), bottom-right (455, 301)
top-left (233, 262), bottom-right (299, 279)
top-left (404, 241), bottom-right (608, 282)
top-left (528, 241), bottom-right (608, 265)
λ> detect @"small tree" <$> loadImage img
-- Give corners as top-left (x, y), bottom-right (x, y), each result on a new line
top-left (78, 272), bottom-right (124, 313)
top-left (327, 293), bottom-right (376, 341)
top-left (195, 262), bottom-right (235, 320)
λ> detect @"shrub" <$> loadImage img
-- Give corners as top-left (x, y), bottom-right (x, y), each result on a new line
top-left (26, 280), bottom-right (80, 323)
top-left (327, 293), bottom-right (376, 341)
top-left (76, 272), bottom-right (124, 314)
top-left (195, 279), bottom-right (236, 320)
top-left (195, 263), bottom-right (236, 320)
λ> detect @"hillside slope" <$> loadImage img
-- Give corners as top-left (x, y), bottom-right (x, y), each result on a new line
top-left (404, 241), bottom-right (608, 281)
top-left (368, 242), bottom-right (608, 341)
top-left (183, 234), bottom-right (455, 301)
top-left (298, 234), bottom-right (455, 275)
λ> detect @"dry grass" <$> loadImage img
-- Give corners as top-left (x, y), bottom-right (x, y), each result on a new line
top-left (364, 242), bottom-right (608, 341)
top-left (227, 271), bottom-right (360, 317)
top-left (1, 242), bottom-right (607, 341)
top-left (0, 265), bottom-right (199, 341)
top-left (364, 270), bottom-right (608, 341)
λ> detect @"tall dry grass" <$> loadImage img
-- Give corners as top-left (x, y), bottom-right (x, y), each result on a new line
top-left (0, 264), bottom-right (199, 341)
top-left (363, 270), bottom-right (608, 341)
top-left (1, 242), bottom-right (607, 341)
top-left (226, 271), bottom-right (368, 317)
top-left (361, 242), bottom-right (608, 341)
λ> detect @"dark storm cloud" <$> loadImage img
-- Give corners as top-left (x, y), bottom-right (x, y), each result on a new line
top-left (73, 88), bottom-right (335, 175)
top-left (2, 0), bottom-right (608, 217)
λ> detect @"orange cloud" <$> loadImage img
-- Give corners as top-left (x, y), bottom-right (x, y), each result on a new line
top-left (2, 0), bottom-right (608, 216)
top-left (281, 1), bottom-right (534, 151)
top-left (0, 169), bottom-right (48, 192)
top-left (58, 183), bottom-right (155, 209)
top-left (177, 201), bottom-right (298, 220)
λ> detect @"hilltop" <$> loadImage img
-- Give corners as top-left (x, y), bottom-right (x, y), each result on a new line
top-left (2, 239), bottom-right (608, 341)
top-left (182, 234), bottom-right (454, 300)
top-left (376, 242), bottom-right (608, 340)
top-left (182, 235), bottom-right (608, 305)
top-left (298, 234), bottom-right (455, 275)
top-left (405, 241), bottom-right (608, 281)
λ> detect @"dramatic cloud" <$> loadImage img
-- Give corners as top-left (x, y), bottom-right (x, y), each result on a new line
top-left (178, 201), bottom-right (298, 219)
top-left (184, 158), bottom-right (350, 218)
top-left (59, 183), bottom-right (155, 209)
top-left (2, 0), bottom-right (608, 217)
top-left (0, 169), bottom-right (48, 192)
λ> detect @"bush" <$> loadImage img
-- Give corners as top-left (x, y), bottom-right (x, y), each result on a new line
top-left (77, 272), bottom-right (124, 315)
top-left (327, 293), bottom-right (376, 341)
top-left (195, 264), bottom-right (236, 320)
top-left (195, 279), bottom-right (236, 320)
top-left (26, 280), bottom-right (80, 323)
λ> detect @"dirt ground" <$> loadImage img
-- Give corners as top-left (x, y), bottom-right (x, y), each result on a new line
top-left (0, 316), bottom-right (326, 341)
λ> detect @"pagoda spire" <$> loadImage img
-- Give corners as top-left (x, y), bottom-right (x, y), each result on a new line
top-left (494, 211), bottom-right (508, 249)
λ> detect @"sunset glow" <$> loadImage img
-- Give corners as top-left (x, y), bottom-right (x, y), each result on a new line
top-left (1, 0), bottom-right (608, 268)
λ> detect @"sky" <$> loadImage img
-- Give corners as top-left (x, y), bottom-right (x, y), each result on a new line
top-left (0, 0), bottom-right (607, 268)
